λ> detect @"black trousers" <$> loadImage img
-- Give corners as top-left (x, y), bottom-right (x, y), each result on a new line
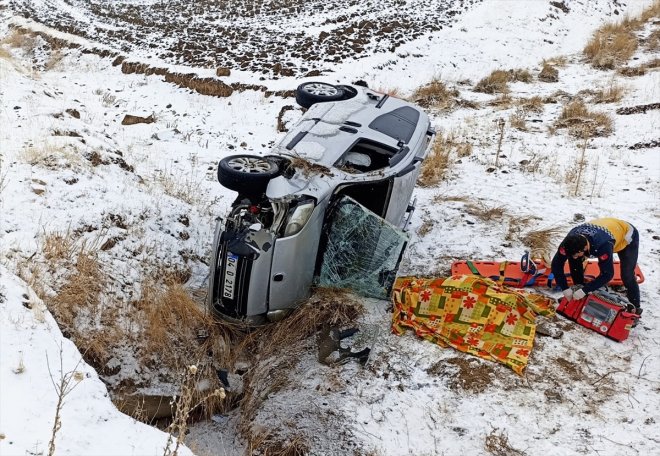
top-left (568, 227), bottom-right (640, 308)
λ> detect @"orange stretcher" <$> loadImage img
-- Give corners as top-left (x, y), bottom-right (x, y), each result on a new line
top-left (451, 259), bottom-right (644, 288)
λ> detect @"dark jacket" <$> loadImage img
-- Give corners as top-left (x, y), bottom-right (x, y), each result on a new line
top-left (551, 221), bottom-right (625, 293)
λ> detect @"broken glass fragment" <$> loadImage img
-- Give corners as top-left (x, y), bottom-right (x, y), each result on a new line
top-left (316, 196), bottom-right (409, 299)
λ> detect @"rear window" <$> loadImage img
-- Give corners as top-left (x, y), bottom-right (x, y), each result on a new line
top-left (368, 107), bottom-right (420, 143)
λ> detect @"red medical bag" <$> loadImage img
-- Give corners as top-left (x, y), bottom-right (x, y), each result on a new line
top-left (557, 292), bottom-right (639, 342)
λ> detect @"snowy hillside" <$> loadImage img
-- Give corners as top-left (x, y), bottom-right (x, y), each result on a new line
top-left (1, 0), bottom-right (659, 455)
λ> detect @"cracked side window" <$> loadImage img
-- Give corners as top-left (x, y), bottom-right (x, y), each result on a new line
top-left (316, 196), bottom-right (409, 299)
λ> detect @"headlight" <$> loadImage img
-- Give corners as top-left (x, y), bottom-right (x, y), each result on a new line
top-left (283, 200), bottom-right (315, 236)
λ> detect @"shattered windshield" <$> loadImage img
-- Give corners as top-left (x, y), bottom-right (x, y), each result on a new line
top-left (316, 196), bottom-right (410, 299)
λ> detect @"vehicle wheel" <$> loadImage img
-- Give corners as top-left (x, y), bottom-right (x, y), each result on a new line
top-left (295, 82), bottom-right (346, 109)
top-left (217, 155), bottom-right (280, 194)
top-left (338, 84), bottom-right (358, 101)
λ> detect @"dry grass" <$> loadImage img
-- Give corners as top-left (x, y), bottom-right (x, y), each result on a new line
top-left (431, 194), bottom-right (471, 205)
top-left (517, 96), bottom-right (545, 114)
top-left (474, 68), bottom-right (532, 94)
top-left (644, 28), bottom-right (660, 51)
top-left (0, 29), bottom-right (37, 52)
top-left (416, 217), bottom-right (435, 237)
top-left (520, 226), bottom-right (565, 262)
top-left (484, 429), bottom-right (526, 456)
top-left (584, 21), bottom-right (639, 69)
top-left (246, 431), bottom-right (309, 456)
top-left (36, 228), bottom-right (230, 419)
top-left (517, 152), bottom-right (554, 176)
top-left (136, 282), bottom-right (231, 368)
top-left (418, 133), bottom-right (471, 187)
top-left (583, 1), bottom-right (660, 69)
top-left (542, 56), bottom-right (568, 67)
top-left (0, 46), bottom-right (12, 61)
top-left (487, 93), bottom-right (514, 109)
top-left (151, 168), bottom-right (218, 211)
top-left (48, 245), bottom-right (106, 358)
top-left (410, 78), bottom-right (459, 109)
top-left (239, 289), bottom-right (363, 441)
top-left (465, 202), bottom-right (507, 221)
top-left (427, 357), bottom-right (495, 393)
top-left (19, 141), bottom-right (84, 169)
top-left (592, 80), bottom-right (626, 103)
top-left (640, 0), bottom-right (660, 22)
top-left (43, 230), bottom-right (76, 263)
top-left (554, 99), bottom-right (613, 138)
top-left (509, 106), bottom-right (529, 131)
top-left (474, 70), bottom-right (511, 94)
top-left (509, 68), bottom-right (533, 83)
top-left (374, 86), bottom-right (402, 97)
top-left (505, 215), bottom-right (542, 243)
top-left (618, 57), bottom-right (660, 76)
top-left (538, 63), bottom-right (559, 82)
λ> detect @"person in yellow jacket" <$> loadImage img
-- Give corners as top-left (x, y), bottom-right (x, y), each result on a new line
top-left (551, 218), bottom-right (641, 315)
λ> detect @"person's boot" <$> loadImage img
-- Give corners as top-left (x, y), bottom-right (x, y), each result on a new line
top-left (632, 307), bottom-right (643, 327)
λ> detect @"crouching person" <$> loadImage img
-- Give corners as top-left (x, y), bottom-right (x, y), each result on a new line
top-left (551, 218), bottom-right (641, 316)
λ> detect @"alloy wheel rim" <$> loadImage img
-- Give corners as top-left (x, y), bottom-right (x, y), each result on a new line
top-left (228, 157), bottom-right (271, 173)
top-left (303, 83), bottom-right (338, 96)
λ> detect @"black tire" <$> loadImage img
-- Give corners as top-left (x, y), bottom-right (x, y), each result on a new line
top-left (217, 155), bottom-right (280, 195)
top-left (295, 82), bottom-right (346, 109)
top-left (338, 84), bottom-right (358, 101)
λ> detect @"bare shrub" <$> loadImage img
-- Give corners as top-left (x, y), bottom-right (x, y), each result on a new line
top-left (517, 153), bottom-right (550, 175)
top-left (47, 346), bottom-right (85, 456)
top-left (410, 78), bottom-right (459, 109)
top-left (163, 365), bottom-right (226, 456)
top-left (554, 99), bottom-right (613, 138)
top-left (509, 106), bottom-right (528, 131)
top-left (474, 70), bottom-right (511, 94)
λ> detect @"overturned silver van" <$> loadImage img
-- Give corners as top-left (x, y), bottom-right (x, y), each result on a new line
top-left (208, 82), bottom-right (435, 324)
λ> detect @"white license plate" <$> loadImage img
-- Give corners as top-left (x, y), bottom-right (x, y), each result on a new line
top-left (223, 254), bottom-right (238, 299)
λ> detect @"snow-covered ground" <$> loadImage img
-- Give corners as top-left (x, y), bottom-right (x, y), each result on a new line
top-left (1, 0), bottom-right (659, 455)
